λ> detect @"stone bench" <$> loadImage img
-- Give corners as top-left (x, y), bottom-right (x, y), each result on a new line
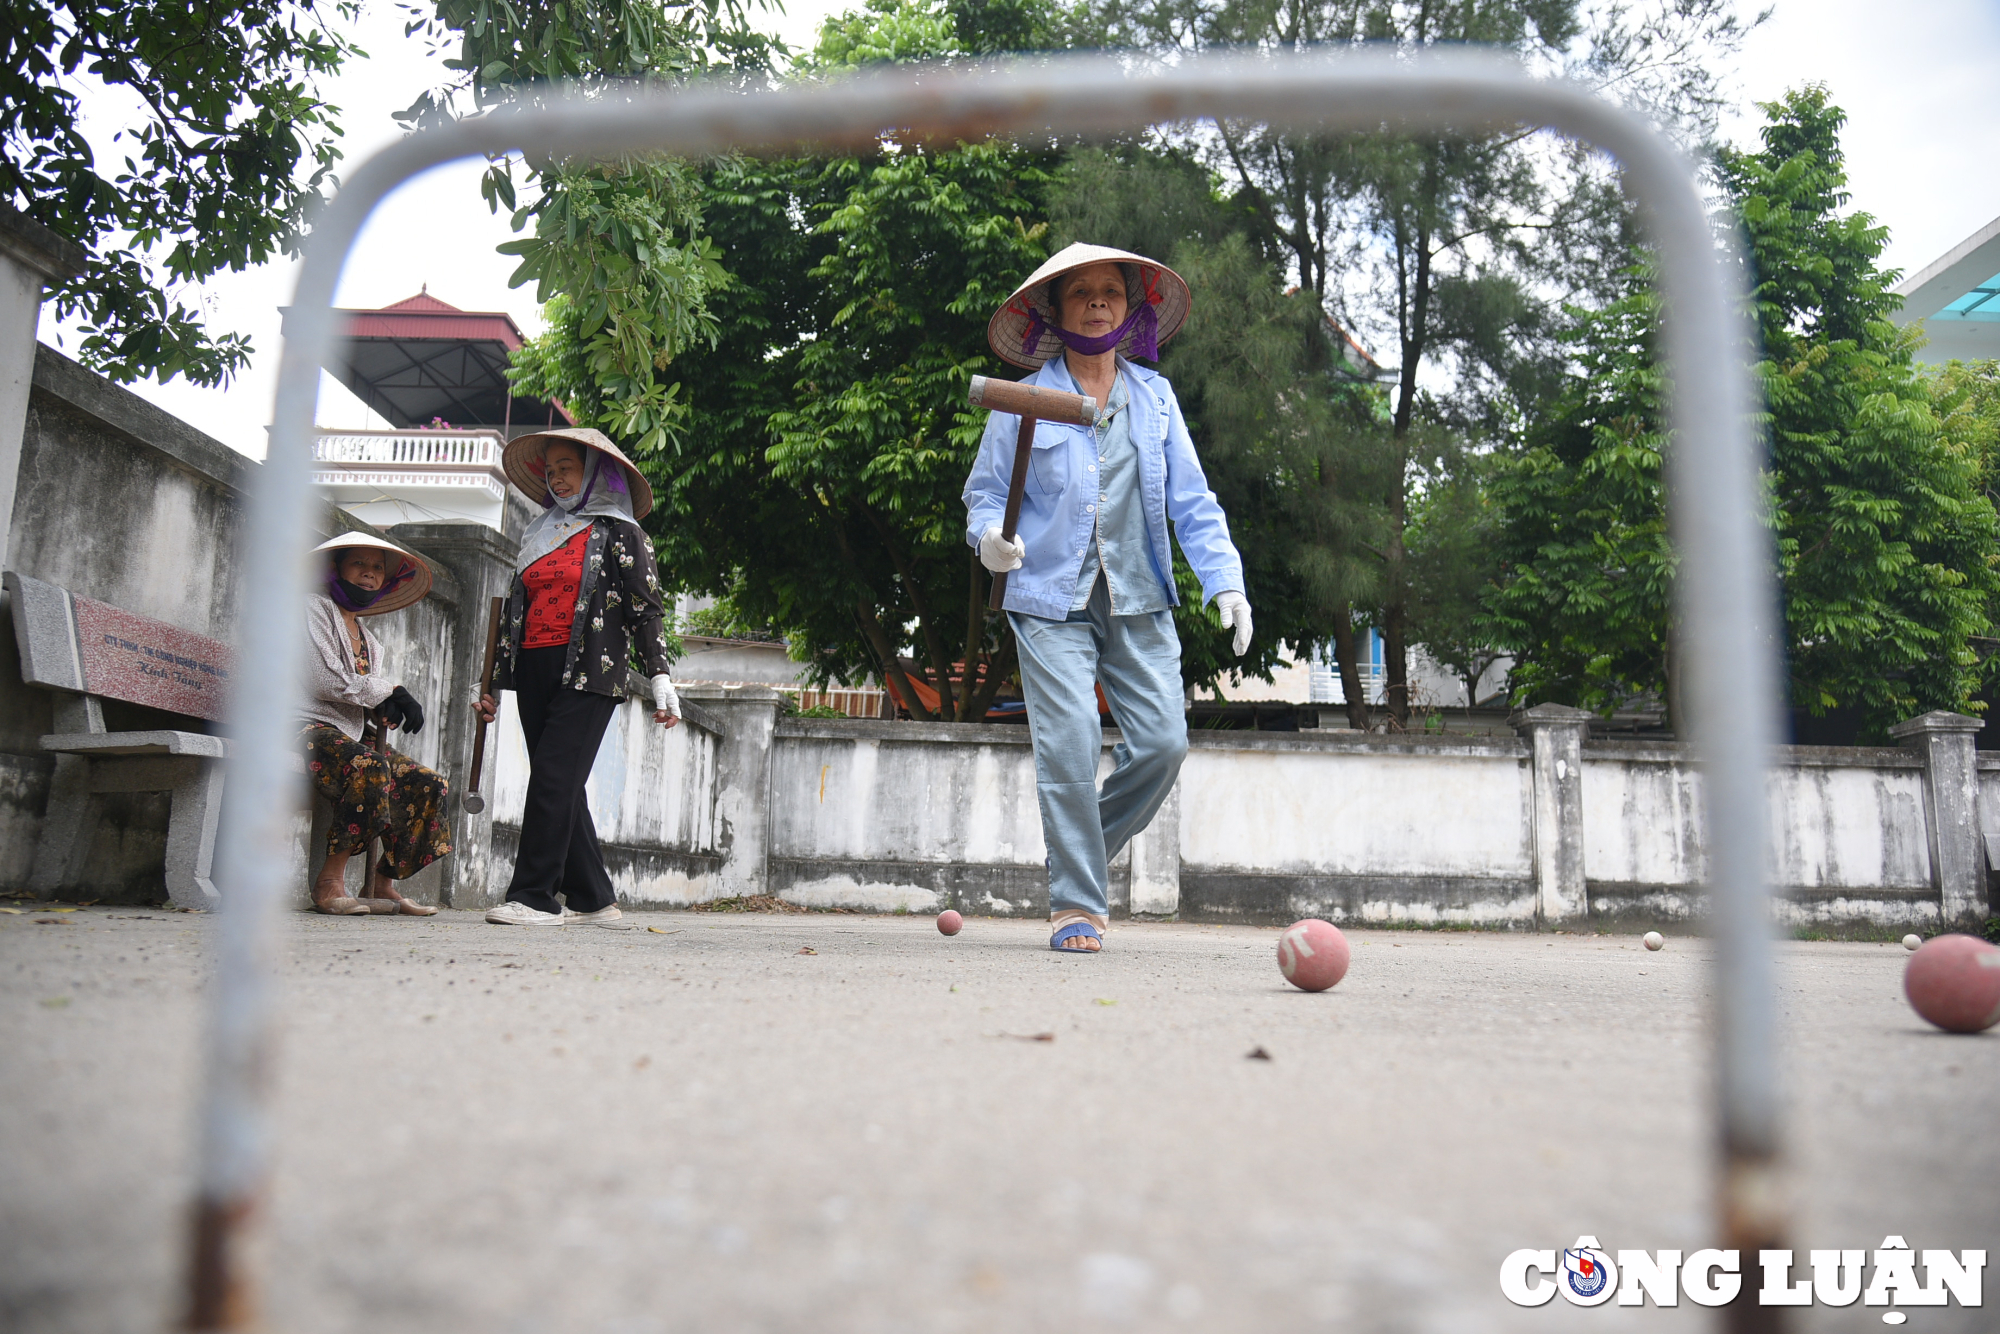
top-left (5, 570), bottom-right (230, 909)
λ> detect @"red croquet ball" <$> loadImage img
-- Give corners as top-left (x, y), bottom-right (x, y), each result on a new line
top-left (1277, 919), bottom-right (1350, 992)
top-left (1904, 933), bottom-right (2000, 1033)
top-left (937, 910), bottom-right (963, 936)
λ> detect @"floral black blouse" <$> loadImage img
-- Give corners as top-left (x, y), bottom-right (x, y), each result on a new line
top-left (494, 517), bottom-right (674, 699)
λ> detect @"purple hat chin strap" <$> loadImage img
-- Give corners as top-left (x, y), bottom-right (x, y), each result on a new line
top-left (1021, 302), bottom-right (1160, 362)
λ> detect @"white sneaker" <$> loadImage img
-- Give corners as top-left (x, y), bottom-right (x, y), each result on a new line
top-left (563, 904), bottom-right (624, 924)
top-left (486, 901), bottom-right (566, 926)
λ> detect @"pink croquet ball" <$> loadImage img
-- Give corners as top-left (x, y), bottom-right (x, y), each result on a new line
top-left (1904, 933), bottom-right (2000, 1033)
top-left (936, 910), bottom-right (963, 936)
top-left (1278, 919), bottom-right (1350, 993)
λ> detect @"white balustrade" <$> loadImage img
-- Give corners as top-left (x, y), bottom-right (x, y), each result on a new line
top-left (312, 430), bottom-right (503, 467)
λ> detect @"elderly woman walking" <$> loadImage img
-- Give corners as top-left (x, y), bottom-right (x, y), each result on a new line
top-left (963, 243), bottom-right (1253, 953)
top-left (303, 533), bottom-right (449, 915)
top-left (476, 428), bottom-right (681, 926)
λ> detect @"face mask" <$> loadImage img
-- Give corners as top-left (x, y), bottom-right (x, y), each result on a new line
top-left (332, 575), bottom-right (383, 610)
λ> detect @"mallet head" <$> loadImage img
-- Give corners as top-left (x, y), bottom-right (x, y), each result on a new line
top-left (462, 791), bottom-right (486, 814)
top-left (967, 374), bottom-right (1097, 424)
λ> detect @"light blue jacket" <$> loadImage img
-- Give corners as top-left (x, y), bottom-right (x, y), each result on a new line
top-left (963, 357), bottom-right (1246, 622)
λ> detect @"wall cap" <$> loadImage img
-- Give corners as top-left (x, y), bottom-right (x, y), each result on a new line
top-left (0, 203), bottom-right (88, 284)
top-left (777, 716), bottom-right (1037, 745)
top-left (31, 344), bottom-right (254, 494)
top-left (1887, 710), bottom-right (1985, 740)
top-left (1510, 703), bottom-right (1596, 731)
top-left (680, 683), bottom-right (785, 705)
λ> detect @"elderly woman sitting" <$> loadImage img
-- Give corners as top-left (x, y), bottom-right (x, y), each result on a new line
top-left (302, 534), bottom-right (450, 916)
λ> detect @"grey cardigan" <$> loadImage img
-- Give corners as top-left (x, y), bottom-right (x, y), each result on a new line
top-left (302, 594), bottom-right (395, 741)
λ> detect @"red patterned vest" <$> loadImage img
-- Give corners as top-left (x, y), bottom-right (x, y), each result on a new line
top-left (521, 529), bottom-right (590, 649)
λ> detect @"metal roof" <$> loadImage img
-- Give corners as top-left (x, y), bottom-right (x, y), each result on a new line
top-left (287, 290), bottom-right (572, 432)
top-left (1891, 214), bottom-right (2000, 364)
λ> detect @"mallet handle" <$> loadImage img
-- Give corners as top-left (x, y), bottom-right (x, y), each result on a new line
top-left (465, 595), bottom-right (503, 806)
top-left (989, 415), bottom-right (1037, 611)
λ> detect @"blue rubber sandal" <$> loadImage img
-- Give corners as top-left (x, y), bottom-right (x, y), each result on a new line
top-left (1050, 921), bottom-right (1102, 952)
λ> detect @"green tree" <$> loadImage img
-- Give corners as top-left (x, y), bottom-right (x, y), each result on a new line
top-left (666, 139), bottom-right (1058, 719)
top-left (1082, 0), bottom-right (1757, 724)
top-left (1, 0), bottom-right (360, 384)
top-left (1482, 276), bottom-right (1676, 716)
top-left (1721, 88), bottom-right (2000, 734)
top-left (403, 0), bottom-right (785, 453)
top-left (512, 0), bottom-right (1061, 720)
top-left (1489, 91), bottom-right (2000, 739)
top-left (1403, 442), bottom-right (1506, 707)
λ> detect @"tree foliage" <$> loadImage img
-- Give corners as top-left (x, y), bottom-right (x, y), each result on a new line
top-left (1483, 275), bottom-right (1675, 715)
top-left (548, 1), bottom-right (1055, 720)
top-left (1722, 88), bottom-right (2000, 733)
top-left (0, 0), bottom-right (359, 384)
top-left (1080, 0), bottom-right (1757, 722)
top-left (1489, 90), bottom-right (2000, 739)
top-left (406, 0), bottom-right (784, 453)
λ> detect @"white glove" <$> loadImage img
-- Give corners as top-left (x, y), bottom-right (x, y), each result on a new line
top-left (978, 526), bottom-right (1026, 573)
top-left (650, 674), bottom-right (680, 721)
top-left (1215, 591), bottom-right (1253, 657)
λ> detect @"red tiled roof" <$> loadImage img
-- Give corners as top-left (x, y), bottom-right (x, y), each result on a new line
top-left (339, 291), bottom-right (526, 349)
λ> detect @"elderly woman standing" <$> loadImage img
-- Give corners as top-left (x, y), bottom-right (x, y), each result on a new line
top-left (476, 428), bottom-right (681, 926)
top-left (964, 243), bottom-right (1253, 953)
top-left (304, 534), bottom-right (449, 916)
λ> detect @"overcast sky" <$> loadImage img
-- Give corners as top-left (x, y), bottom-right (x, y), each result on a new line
top-left (35, 0), bottom-right (2000, 458)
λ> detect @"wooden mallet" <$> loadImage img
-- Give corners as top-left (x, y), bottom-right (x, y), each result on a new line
top-left (462, 595), bottom-right (504, 814)
top-left (967, 375), bottom-right (1098, 610)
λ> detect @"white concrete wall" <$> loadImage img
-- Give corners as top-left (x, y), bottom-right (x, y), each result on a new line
top-left (769, 724), bottom-right (1042, 913)
top-left (1583, 749), bottom-right (1933, 893)
top-left (761, 720), bottom-right (1174, 917)
top-left (725, 725), bottom-right (1975, 931)
top-left (1579, 745), bottom-right (1943, 931)
top-left (488, 692), bottom-right (723, 905)
top-left (1179, 740), bottom-right (1532, 880)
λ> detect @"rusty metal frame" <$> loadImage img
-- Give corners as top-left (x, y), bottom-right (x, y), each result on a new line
top-left (195, 49), bottom-right (1782, 1329)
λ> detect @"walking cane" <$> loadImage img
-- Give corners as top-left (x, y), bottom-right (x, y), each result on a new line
top-left (462, 595), bottom-right (504, 814)
top-left (360, 707), bottom-right (394, 892)
top-left (967, 376), bottom-right (1098, 610)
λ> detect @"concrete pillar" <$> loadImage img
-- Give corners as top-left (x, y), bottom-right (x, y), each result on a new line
top-left (680, 684), bottom-right (782, 900)
top-left (1126, 774), bottom-right (1181, 919)
top-left (1512, 704), bottom-right (1593, 928)
top-left (389, 521), bottom-right (520, 909)
top-left (0, 204), bottom-right (86, 569)
top-left (1888, 710), bottom-right (1988, 927)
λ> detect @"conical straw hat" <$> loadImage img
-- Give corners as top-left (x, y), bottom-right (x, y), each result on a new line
top-left (987, 242), bottom-right (1192, 371)
top-left (312, 533), bottom-right (434, 617)
top-left (502, 427), bottom-right (656, 521)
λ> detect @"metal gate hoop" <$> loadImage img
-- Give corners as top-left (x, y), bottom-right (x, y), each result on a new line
top-left (201, 48), bottom-right (1781, 1330)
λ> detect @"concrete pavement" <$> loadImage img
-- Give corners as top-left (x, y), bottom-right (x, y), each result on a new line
top-left (1, 907), bottom-right (1993, 1332)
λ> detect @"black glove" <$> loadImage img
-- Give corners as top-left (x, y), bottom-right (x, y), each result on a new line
top-left (381, 685), bottom-right (426, 735)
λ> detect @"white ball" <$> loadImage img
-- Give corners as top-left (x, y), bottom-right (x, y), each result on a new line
top-left (1642, 931), bottom-right (1664, 952)
top-left (1902, 934), bottom-right (1923, 952)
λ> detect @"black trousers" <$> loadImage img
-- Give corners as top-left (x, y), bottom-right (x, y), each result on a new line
top-left (505, 646), bottom-right (620, 914)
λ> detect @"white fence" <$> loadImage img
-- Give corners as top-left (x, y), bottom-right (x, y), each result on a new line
top-left (509, 689), bottom-right (1989, 932)
top-left (312, 430), bottom-right (502, 467)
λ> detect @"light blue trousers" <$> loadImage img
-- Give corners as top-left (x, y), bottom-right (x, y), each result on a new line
top-left (1010, 580), bottom-right (1189, 921)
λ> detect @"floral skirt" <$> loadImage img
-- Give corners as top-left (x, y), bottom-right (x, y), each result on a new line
top-left (302, 723), bottom-right (453, 880)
